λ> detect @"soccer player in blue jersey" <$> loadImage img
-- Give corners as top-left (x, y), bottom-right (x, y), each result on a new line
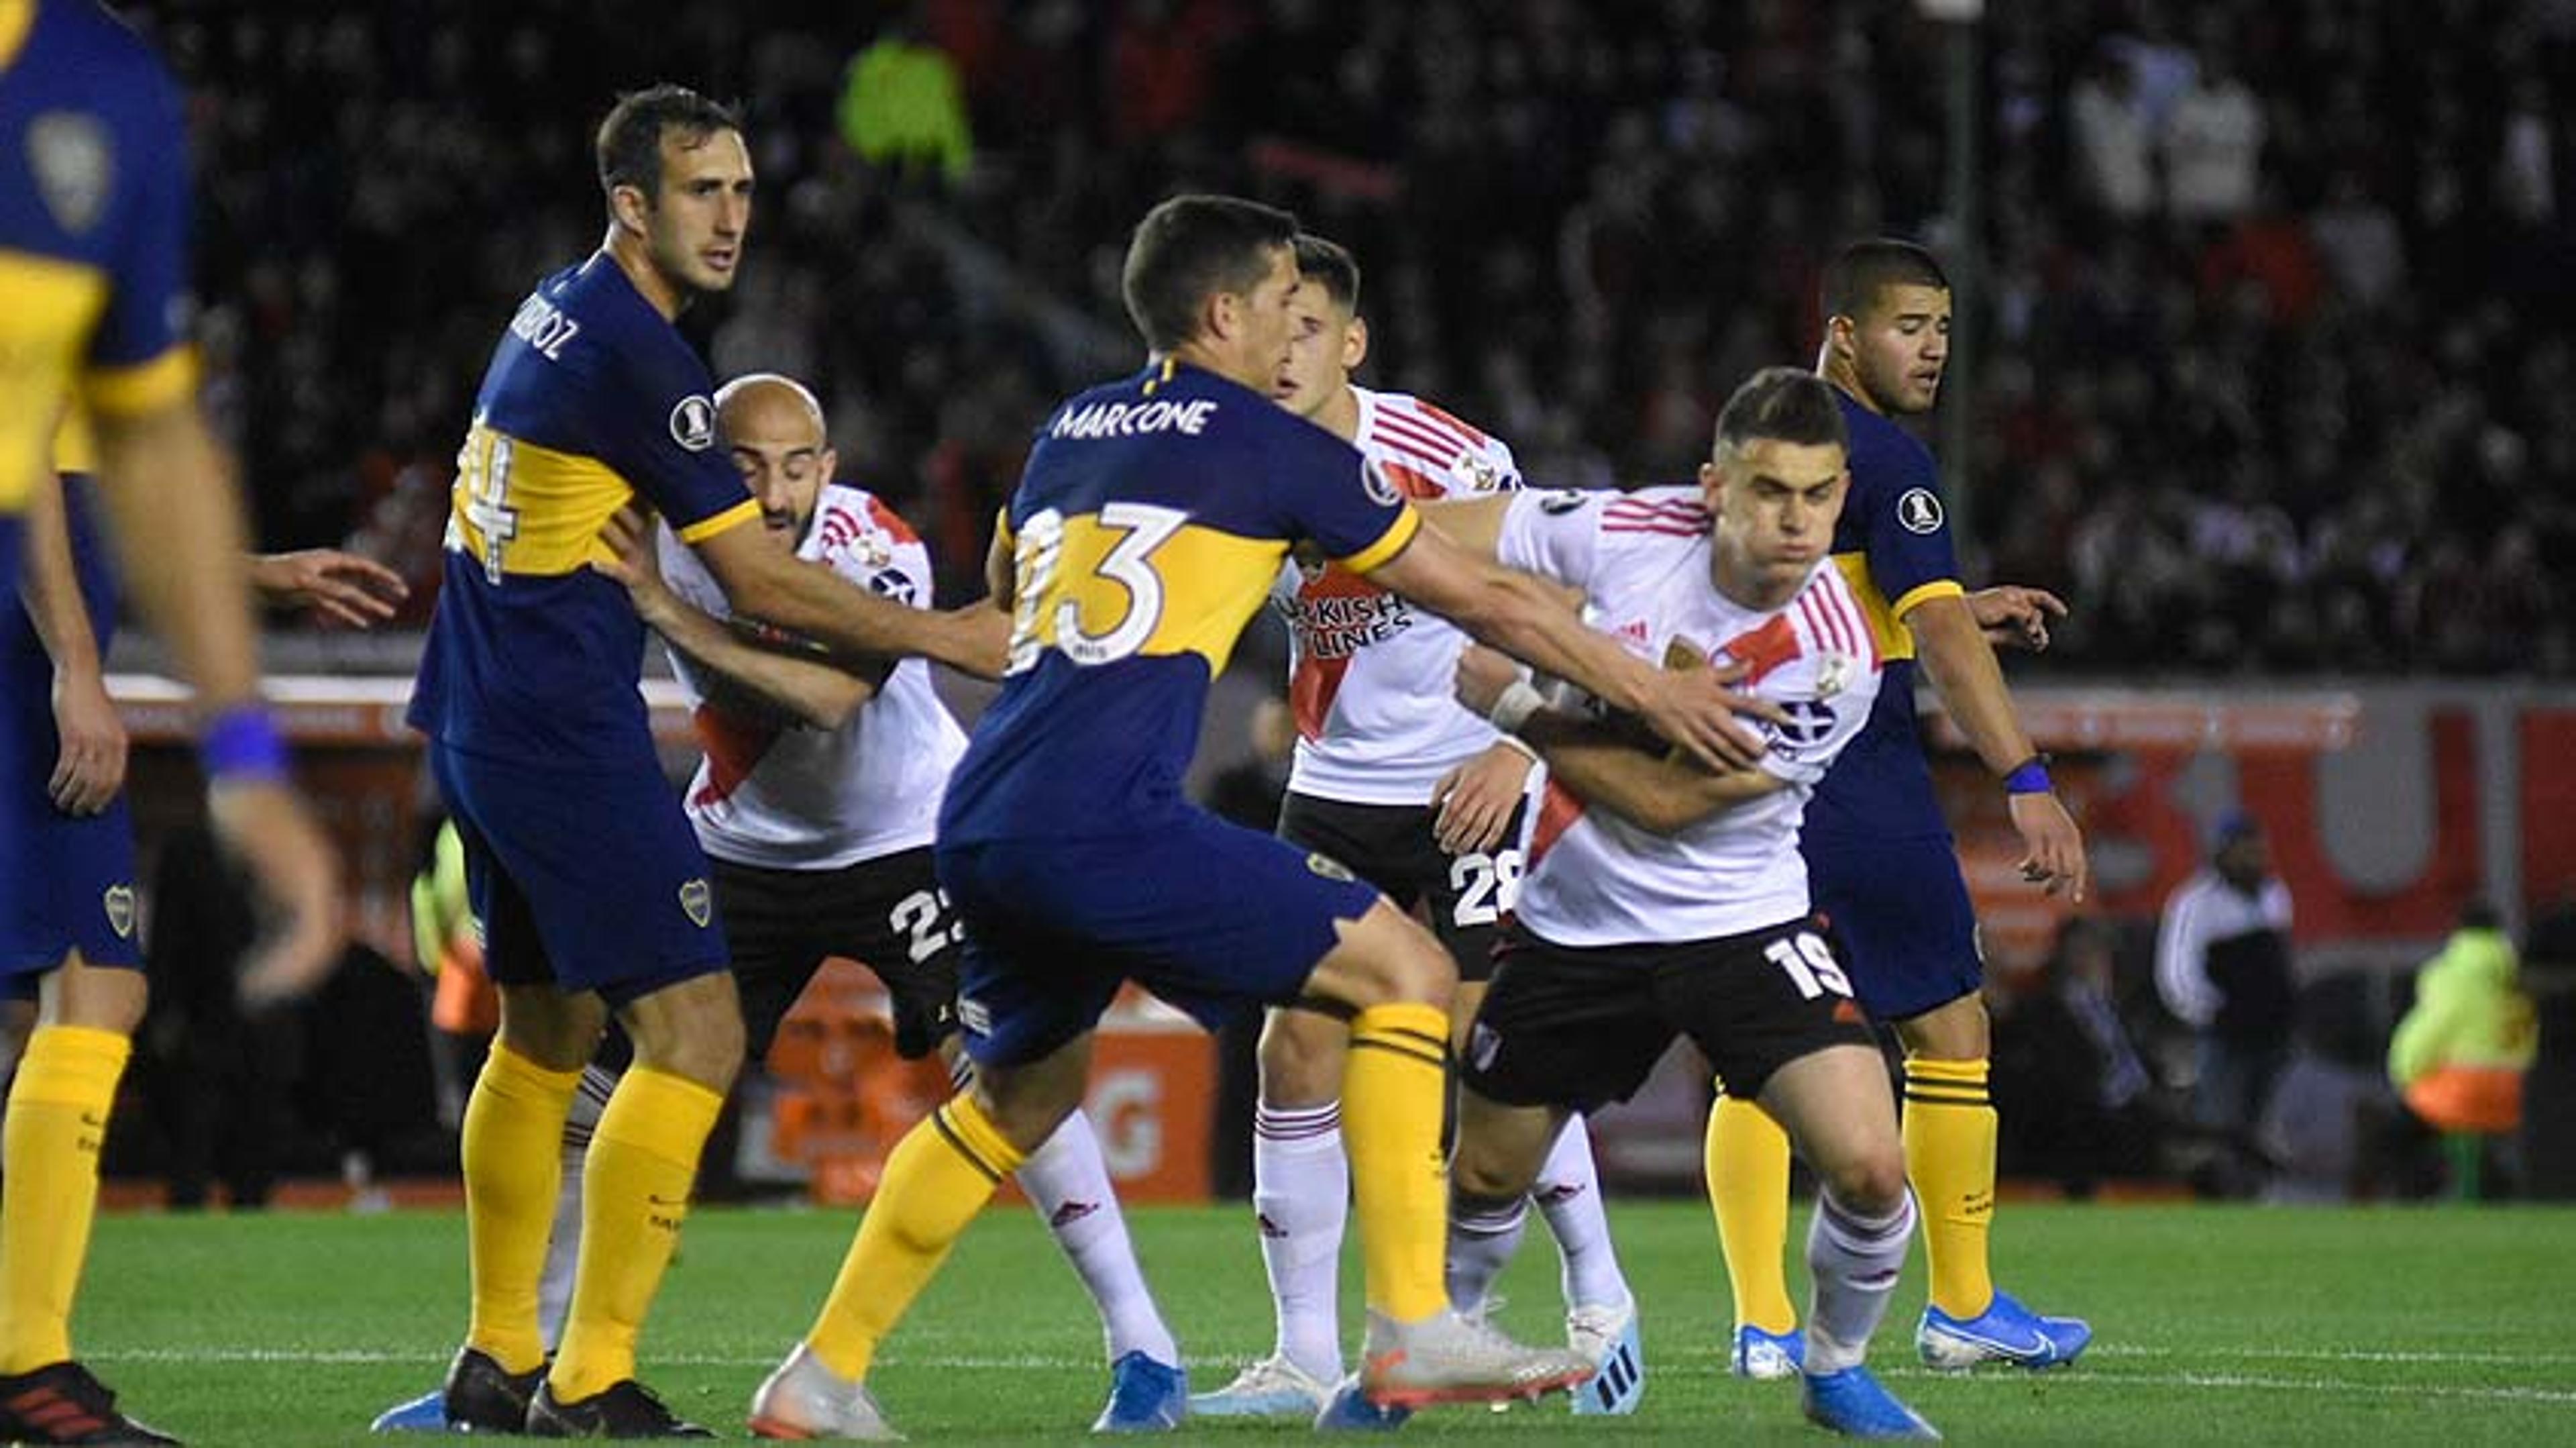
top-left (1707, 240), bottom-right (2094, 1380)
top-left (3, 7), bottom-right (344, 1442)
top-left (745, 193), bottom-right (1776, 1439)
top-left (408, 86), bottom-right (1003, 1439)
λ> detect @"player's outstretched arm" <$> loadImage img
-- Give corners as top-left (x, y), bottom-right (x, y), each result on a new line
top-left (1454, 644), bottom-right (1780, 836)
top-left (1907, 592), bottom-right (2088, 902)
top-left (693, 519), bottom-right (1010, 680)
top-left (19, 474), bottom-right (127, 816)
top-left (596, 508), bottom-right (877, 729)
top-left (248, 548), bottom-right (409, 629)
top-left (1371, 515), bottom-right (1776, 772)
top-left (89, 398), bottom-right (343, 1006)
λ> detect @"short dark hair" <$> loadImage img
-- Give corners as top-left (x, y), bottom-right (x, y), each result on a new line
top-left (1291, 234), bottom-right (1362, 312)
top-left (1713, 366), bottom-right (1847, 456)
top-left (596, 85), bottom-right (743, 205)
top-left (1120, 194), bottom-right (1301, 352)
top-left (1821, 238), bottom-right (1949, 323)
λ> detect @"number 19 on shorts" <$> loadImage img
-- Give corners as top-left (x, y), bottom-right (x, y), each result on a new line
top-left (1764, 931), bottom-right (1854, 1000)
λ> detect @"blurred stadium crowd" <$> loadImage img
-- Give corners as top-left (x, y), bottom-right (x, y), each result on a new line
top-left (140, 0), bottom-right (2576, 674)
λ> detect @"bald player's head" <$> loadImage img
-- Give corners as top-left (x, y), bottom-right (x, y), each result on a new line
top-left (715, 373), bottom-right (835, 542)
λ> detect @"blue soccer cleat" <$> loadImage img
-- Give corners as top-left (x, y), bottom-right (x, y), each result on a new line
top-left (1091, 1351), bottom-right (1188, 1433)
top-left (1566, 1302), bottom-right (1644, 1415)
top-left (1915, 1290), bottom-right (2091, 1372)
top-left (1313, 1376), bottom-right (1411, 1433)
top-left (1186, 1352), bottom-right (1332, 1419)
top-left (1802, 1365), bottom-right (1941, 1439)
top-left (1731, 1323), bottom-right (1805, 1380)
top-left (367, 1388), bottom-right (449, 1433)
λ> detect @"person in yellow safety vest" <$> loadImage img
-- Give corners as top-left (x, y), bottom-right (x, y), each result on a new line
top-left (413, 819), bottom-right (496, 1039)
top-left (837, 23), bottom-right (973, 183)
top-left (2390, 902), bottom-right (2539, 1137)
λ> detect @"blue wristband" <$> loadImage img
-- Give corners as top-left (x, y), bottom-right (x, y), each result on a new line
top-left (2004, 755), bottom-right (2053, 795)
top-left (201, 705), bottom-right (290, 782)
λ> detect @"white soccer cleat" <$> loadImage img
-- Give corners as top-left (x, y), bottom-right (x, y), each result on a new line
top-left (1565, 1300), bottom-right (1645, 1415)
top-left (1358, 1306), bottom-right (1594, 1409)
top-left (1185, 1351), bottom-right (1333, 1419)
top-left (747, 1342), bottom-right (902, 1441)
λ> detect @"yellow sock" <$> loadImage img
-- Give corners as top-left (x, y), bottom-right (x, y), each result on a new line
top-left (549, 1068), bottom-right (725, 1400)
top-left (805, 1093), bottom-right (1024, 1382)
top-left (1705, 1090), bottom-right (1798, 1335)
top-left (0, 1025), bottom-right (129, 1373)
top-left (1343, 1003), bottom-right (1450, 1323)
top-left (1903, 1056), bottom-right (1997, 1318)
top-left (461, 1045), bottom-right (583, 1374)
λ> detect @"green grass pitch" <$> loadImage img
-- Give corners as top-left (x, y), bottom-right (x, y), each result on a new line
top-left (74, 1199), bottom-right (2576, 1445)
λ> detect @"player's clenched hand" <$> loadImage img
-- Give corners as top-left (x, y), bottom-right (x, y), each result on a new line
top-left (1432, 741), bottom-right (1534, 856)
top-left (1636, 659), bottom-right (1779, 772)
top-left (592, 507), bottom-right (674, 618)
top-left (936, 603), bottom-right (1012, 680)
top-left (211, 778), bottom-right (345, 1011)
top-left (249, 549), bottom-right (410, 629)
top-left (48, 669), bottom-right (128, 816)
top-left (1969, 585), bottom-right (2066, 653)
top-left (2008, 789), bottom-right (2089, 904)
top-left (1450, 643), bottom-right (1523, 719)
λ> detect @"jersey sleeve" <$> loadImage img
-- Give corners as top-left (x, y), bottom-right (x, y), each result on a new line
top-left (597, 332), bottom-right (757, 544)
top-left (83, 53), bottom-right (197, 418)
top-left (1861, 435), bottom-right (1965, 622)
top-left (1270, 425), bottom-right (1417, 572)
top-left (1493, 489), bottom-right (1604, 590)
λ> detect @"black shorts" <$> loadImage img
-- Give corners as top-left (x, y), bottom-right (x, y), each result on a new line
top-left (1462, 915), bottom-right (1877, 1112)
top-left (716, 847), bottom-right (961, 1062)
top-left (1277, 792), bottom-right (1525, 982)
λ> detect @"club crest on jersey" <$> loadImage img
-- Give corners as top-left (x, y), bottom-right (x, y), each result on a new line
top-left (101, 885), bottom-right (136, 939)
top-left (1896, 487), bottom-right (1945, 535)
top-left (678, 878), bottom-right (713, 927)
top-left (28, 113), bottom-right (111, 236)
top-left (1815, 652), bottom-right (1855, 699)
top-left (669, 395), bottom-right (718, 452)
top-left (1306, 851), bottom-right (1356, 882)
top-left (1457, 456), bottom-right (1507, 493)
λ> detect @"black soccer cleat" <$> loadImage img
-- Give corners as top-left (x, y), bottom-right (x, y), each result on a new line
top-left (0, 1359), bottom-right (181, 1445)
top-left (524, 1378), bottom-right (715, 1439)
top-left (441, 1346), bottom-right (543, 1434)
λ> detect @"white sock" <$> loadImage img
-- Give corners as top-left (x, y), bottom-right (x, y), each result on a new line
top-left (537, 1062), bottom-right (617, 1349)
top-left (1445, 1196), bottom-right (1526, 1314)
top-left (1803, 1189), bottom-right (1916, 1375)
top-left (1252, 1099), bottom-right (1347, 1381)
top-left (1533, 1115), bottom-right (1630, 1312)
top-left (1018, 1107), bottom-right (1178, 1366)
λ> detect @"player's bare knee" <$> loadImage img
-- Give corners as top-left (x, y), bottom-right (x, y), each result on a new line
top-left (1897, 992), bottom-right (1989, 1060)
top-left (971, 1072), bottom-right (1077, 1154)
top-left (1819, 1147), bottom-right (1909, 1218)
top-left (1257, 1006), bottom-right (1346, 1105)
top-left (1451, 1143), bottom-right (1538, 1204)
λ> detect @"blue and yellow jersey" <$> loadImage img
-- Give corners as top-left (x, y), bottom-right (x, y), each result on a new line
top-left (3, 413), bottom-right (119, 689)
top-left (1807, 385), bottom-right (1964, 841)
top-left (940, 360), bottom-right (1417, 843)
top-left (406, 254), bottom-right (759, 765)
top-left (0, 0), bottom-right (200, 598)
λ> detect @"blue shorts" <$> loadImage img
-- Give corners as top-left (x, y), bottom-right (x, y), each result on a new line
top-left (429, 741), bottom-right (728, 1007)
top-left (3, 651), bottom-right (142, 981)
top-left (937, 808), bottom-right (1383, 1068)
top-left (1800, 829), bottom-right (1981, 1022)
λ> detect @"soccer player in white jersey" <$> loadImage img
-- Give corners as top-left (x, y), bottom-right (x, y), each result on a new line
top-left (1429, 368), bottom-right (1939, 1439)
top-left (372, 374), bottom-right (1187, 1435)
top-left (1192, 236), bottom-right (1642, 1423)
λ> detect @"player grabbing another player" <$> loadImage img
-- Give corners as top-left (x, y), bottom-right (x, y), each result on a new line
top-left (3, 6), bottom-right (345, 1440)
top-left (1437, 366), bottom-right (1936, 1439)
top-left (744, 194), bottom-right (1773, 1440)
top-left (408, 86), bottom-right (1001, 1439)
top-left (1193, 234), bottom-right (1640, 1423)
top-left (1707, 240), bottom-right (2090, 1381)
